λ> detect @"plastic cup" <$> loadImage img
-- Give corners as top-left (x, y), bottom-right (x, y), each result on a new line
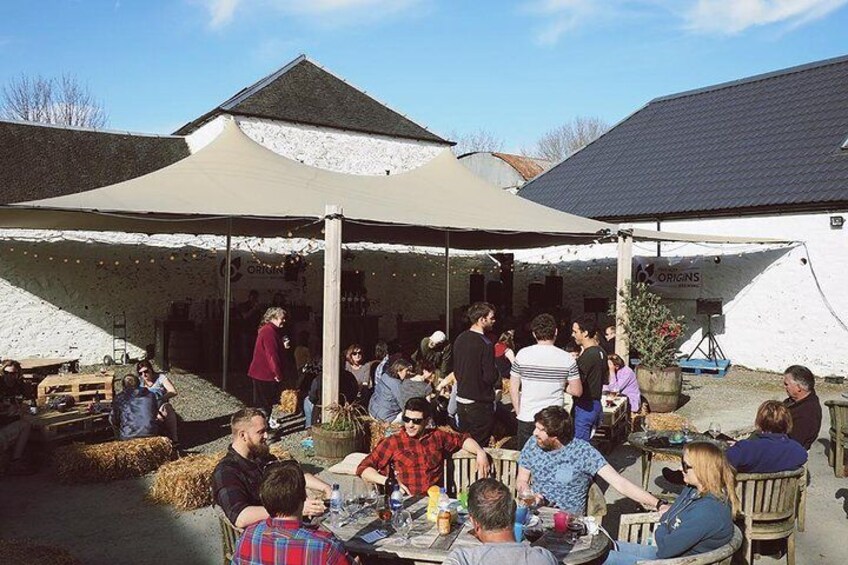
top-left (513, 523), bottom-right (524, 542)
top-left (553, 511), bottom-right (571, 533)
top-left (515, 504), bottom-right (529, 525)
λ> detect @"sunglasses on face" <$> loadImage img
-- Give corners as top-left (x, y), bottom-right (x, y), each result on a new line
top-left (402, 415), bottom-right (425, 425)
top-left (352, 351), bottom-right (363, 355)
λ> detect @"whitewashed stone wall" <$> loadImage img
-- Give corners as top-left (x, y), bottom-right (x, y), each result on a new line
top-left (188, 116), bottom-right (447, 174)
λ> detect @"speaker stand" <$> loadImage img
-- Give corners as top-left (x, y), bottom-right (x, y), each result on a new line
top-left (687, 316), bottom-right (726, 362)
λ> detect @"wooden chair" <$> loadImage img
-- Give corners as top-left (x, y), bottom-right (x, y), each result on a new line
top-left (735, 468), bottom-right (804, 565)
top-left (214, 506), bottom-right (244, 565)
top-left (824, 399), bottom-right (848, 478)
top-left (444, 448), bottom-right (607, 522)
top-left (617, 512), bottom-right (742, 564)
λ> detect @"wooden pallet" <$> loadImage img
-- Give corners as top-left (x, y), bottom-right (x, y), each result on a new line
top-left (26, 409), bottom-right (111, 443)
top-left (36, 373), bottom-right (115, 407)
top-left (679, 359), bottom-right (731, 378)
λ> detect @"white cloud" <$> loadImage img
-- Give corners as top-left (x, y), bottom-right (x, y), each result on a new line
top-left (201, 0), bottom-right (420, 29)
top-left (684, 0), bottom-right (848, 34)
top-left (524, 0), bottom-right (848, 44)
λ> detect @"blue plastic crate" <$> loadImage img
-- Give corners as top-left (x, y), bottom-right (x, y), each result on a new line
top-left (679, 358), bottom-right (731, 378)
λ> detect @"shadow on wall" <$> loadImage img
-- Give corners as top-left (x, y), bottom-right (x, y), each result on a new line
top-left (0, 239), bottom-right (221, 363)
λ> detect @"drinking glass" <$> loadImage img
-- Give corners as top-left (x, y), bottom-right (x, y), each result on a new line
top-left (518, 486), bottom-right (536, 510)
top-left (681, 423), bottom-right (690, 441)
top-left (345, 494), bottom-right (361, 522)
top-left (709, 422), bottom-right (721, 438)
top-left (391, 510), bottom-right (413, 545)
top-left (641, 419), bottom-right (653, 439)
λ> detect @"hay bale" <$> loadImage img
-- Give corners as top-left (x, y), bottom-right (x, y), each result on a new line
top-left (148, 445), bottom-right (291, 510)
top-left (0, 539), bottom-right (83, 565)
top-left (645, 413), bottom-right (697, 462)
top-left (53, 436), bottom-right (175, 484)
top-left (500, 378), bottom-right (511, 396)
top-left (365, 418), bottom-right (401, 451)
top-left (278, 389), bottom-right (299, 414)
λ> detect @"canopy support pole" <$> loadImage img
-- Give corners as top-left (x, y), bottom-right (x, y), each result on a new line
top-left (615, 232), bottom-right (633, 364)
top-left (444, 231), bottom-right (451, 339)
top-left (322, 205), bottom-right (342, 421)
top-left (222, 218), bottom-right (233, 391)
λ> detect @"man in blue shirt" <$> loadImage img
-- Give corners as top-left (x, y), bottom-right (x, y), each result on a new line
top-left (110, 374), bottom-right (159, 440)
top-left (517, 406), bottom-right (661, 514)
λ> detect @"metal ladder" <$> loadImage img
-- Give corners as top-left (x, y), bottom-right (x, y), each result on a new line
top-left (112, 311), bottom-right (128, 365)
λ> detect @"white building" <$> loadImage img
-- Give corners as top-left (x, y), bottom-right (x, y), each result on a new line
top-left (458, 152), bottom-right (551, 193)
top-left (519, 55), bottom-right (848, 376)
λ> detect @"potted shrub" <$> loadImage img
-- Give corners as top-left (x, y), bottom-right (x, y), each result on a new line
top-left (312, 401), bottom-right (367, 461)
top-left (614, 282), bottom-right (686, 413)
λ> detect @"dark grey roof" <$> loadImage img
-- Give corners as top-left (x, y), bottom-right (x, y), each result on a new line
top-left (175, 56), bottom-right (449, 144)
top-left (520, 55), bottom-right (848, 221)
top-left (0, 120), bottom-right (189, 205)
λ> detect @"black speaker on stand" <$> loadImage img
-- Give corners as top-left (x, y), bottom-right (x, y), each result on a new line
top-left (688, 299), bottom-right (726, 362)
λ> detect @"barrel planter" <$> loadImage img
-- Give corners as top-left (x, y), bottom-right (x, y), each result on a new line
top-left (312, 424), bottom-right (360, 461)
top-left (636, 366), bottom-right (682, 413)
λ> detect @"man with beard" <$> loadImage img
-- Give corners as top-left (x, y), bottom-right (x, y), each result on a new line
top-left (213, 408), bottom-right (332, 527)
top-left (517, 406), bottom-right (662, 515)
top-left (453, 302), bottom-right (500, 446)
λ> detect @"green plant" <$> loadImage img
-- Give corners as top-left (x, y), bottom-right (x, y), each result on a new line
top-left (613, 282), bottom-right (686, 369)
top-left (321, 402), bottom-right (367, 434)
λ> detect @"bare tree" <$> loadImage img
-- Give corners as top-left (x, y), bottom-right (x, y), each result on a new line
top-left (1, 73), bottom-right (108, 129)
top-left (448, 128), bottom-right (505, 156)
top-left (525, 116), bottom-right (609, 162)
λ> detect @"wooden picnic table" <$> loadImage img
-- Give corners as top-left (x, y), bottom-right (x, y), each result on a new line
top-left (628, 431), bottom-right (728, 490)
top-left (322, 495), bottom-right (609, 564)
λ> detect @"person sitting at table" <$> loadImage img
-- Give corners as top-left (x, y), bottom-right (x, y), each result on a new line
top-left (231, 459), bottom-right (353, 565)
top-left (782, 364), bottom-right (822, 450)
top-left (0, 360), bottom-right (35, 475)
top-left (443, 478), bottom-right (557, 565)
top-left (603, 354), bottom-right (641, 413)
top-left (356, 397), bottom-right (491, 495)
top-left (605, 442), bottom-right (738, 564)
top-left (517, 406), bottom-right (662, 515)
top-left (663, 400), bottom-right (807, 484)
top-left (136, 360), bottom-right (179, 443)
top-left (110, 374), bottom-right (160, 440)
top-left (213, 407), bottom-right (331, 528)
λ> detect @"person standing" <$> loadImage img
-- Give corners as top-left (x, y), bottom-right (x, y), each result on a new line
top-left (412, 330), bottom-right (453, 380)
top-left (782, 365), bottom-right (822, 450)
top-left (453, 302), bottom-right (499, 447)
top-left (571, 316), bottom-right (607, 441)
top-left (248, 307), bottom-right (291, 427)
top-left (510, 314), bottom-right (580, 450)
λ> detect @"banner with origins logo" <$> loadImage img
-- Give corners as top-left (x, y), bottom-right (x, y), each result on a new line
top-left (632, 258), bottom-right (702, 299)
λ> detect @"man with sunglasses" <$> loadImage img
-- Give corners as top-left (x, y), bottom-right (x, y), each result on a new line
top-left (357, 397), bottom-right (491, 495)
top-left (213, 407), bottom-right (332, 528)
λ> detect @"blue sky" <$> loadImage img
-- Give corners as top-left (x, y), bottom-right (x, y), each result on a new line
top-left (1, 1), bottom-right (847, 152)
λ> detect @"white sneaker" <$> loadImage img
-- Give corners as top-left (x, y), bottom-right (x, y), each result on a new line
top-left (268, 418), bottom-right (281, 430)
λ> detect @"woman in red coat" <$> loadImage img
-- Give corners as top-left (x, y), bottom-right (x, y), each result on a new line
top-left (248, 307), bottom-right (289, 422)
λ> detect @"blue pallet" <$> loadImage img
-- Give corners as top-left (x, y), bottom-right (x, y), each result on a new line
top-left (679, 358), bottom-right (731, 378)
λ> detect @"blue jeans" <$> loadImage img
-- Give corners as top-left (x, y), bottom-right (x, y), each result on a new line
top-left (304, 397), bottom-right (314, 429)
top-left (573, 398), bottom-right (602, 441)
top-left (604, 541), bottom-right (658, 564)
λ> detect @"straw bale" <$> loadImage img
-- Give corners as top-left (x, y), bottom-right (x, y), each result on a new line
top-left (0, 539), bottom-right (83, 565)
top-left (278, 389), bottom-right (299, 414)
top-left (53, 436), bottom-right (175, 484)
top-left (365, 418), bottom-right (401, 451)
top-left (148, 446), bottom-right (291, 510)
top-left (645, 413), bottom-right (697, 462)
top-left (500, 378), bottom-right (511, 396)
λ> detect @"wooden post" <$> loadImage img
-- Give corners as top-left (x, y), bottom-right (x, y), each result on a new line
top-left (222, 218), bottom-right (232, 391)
top-left (322, 205), bottom-right (343, 421)
top-left (615, 232), bottom-right (633, 363)
top-left (444, 231), bottom-right (451, 339)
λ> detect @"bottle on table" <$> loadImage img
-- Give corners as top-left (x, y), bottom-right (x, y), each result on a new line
top-left (384, 462), bottom-right (398, 508)
top-left (329, 483), bottom-right (342, 527)
top-left (427, 486), bottom-right (441, 522)
top-left (437, 489), bottom-right (451, 535)
top-left (390, 485), bottom-right (403, 515)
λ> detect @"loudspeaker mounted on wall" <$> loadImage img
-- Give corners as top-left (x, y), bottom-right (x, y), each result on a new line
top-left (469, 273), bottom-right (485, 303)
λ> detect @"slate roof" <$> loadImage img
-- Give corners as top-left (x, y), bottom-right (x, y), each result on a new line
top-left (520, 55), bottom-right (848, 221)
top-left (0, 120), bottom-right (189, 205)
top-left (175, 56), bottom-right (449, 144)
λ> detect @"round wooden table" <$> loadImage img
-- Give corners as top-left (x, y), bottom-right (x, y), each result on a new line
top-left (628, 431), bottom-right (727, 490)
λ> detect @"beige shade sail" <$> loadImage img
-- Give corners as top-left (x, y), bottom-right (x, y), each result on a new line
top-left (0, 119), bottom-right (620, 249)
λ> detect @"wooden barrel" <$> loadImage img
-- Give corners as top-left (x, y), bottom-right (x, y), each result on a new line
top-left (312, 425), bottom-right (359, 461)
top-left (636, 366), bottom-right (682, 413)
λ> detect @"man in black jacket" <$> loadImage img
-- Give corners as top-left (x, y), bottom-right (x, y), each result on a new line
top-left (110, 374), bottom-right (159, 440)
top-left (453, 302), bottom-right (499, 446)
top-left (782, 365), bottom-right (822, 450)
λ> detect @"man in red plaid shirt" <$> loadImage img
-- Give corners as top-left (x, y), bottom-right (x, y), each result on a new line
top-left (357, 397), bottom-right (491, 495)
top-left (232, 460), bottom-right (354, 565)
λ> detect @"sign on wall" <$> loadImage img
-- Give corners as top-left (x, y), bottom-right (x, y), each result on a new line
top-left (633, 258), bottom-right (702, 299)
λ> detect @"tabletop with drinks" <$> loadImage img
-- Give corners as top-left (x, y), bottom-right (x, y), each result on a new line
top-left (321, 484), bottom-right (610, 564)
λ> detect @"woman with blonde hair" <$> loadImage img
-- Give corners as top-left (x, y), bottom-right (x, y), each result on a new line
top-left (606, 442), bottom-right (738, 564)
top-left (248, 307), bottom-right (291, 425)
